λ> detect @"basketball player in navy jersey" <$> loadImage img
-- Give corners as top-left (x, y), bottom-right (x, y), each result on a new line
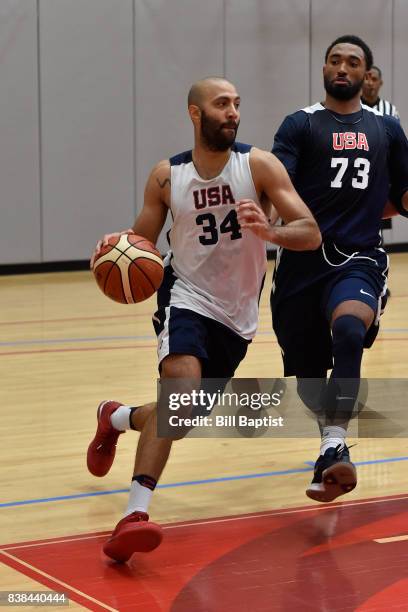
top-left (87, 77), bottom-right (321, 562)
top-left (267, 35), bottom-right (408, 503)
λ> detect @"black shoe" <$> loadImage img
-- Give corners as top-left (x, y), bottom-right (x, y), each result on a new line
top-left (306, 444), bottom-right (357, 503)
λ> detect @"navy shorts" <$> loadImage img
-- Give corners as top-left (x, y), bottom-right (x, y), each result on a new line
top-left (271, 243), bottom-right (389, 377)
top-left (152, 305), bottom-right (250, 378)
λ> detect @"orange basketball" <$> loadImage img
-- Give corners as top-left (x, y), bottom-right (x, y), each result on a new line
top-left (93, 234), bottom-right (164, 303)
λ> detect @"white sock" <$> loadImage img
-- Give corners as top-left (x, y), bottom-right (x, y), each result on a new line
top-left (320, 425), bottom-right (347, 455)
top-left (110, 405), bottom-right (133, 431)
top-left (124, 480), bottom-right (153, 516)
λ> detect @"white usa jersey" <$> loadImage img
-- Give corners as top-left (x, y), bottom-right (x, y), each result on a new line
top-left (161, 142), bottom-right (267, 340)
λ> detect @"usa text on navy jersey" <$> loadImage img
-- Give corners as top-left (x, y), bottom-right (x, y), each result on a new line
top-left (272, 102), bottom-right (408, 248)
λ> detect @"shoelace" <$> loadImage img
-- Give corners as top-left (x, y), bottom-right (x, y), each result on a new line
top-left (334, 442), bottom-right (357, 459)
top-left (126, 512), bottom-right (148, 523)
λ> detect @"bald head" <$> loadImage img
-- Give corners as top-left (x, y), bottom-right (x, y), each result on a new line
top-left (188, 77), bottom-right (235, 107)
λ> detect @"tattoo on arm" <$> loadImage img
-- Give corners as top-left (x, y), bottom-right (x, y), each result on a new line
top-left (157, 177), bottom-right (171, 189)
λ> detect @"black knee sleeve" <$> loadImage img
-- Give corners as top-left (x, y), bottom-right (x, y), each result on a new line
top-left (331, 315), bottom-right (366, 378)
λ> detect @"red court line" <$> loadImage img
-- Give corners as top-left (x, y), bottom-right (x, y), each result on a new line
top-left (254, 337), bottom-right (408, 345)
top-left (0, 344), bottom-right (154, 357)
top-left (1, 293), bottom-right (407, 328)
top-left (0, 313), bottom-right (152, 326)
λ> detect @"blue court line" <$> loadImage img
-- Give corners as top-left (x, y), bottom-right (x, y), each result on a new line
top-left (2, 455), bottom-right (408, 509)
top-left (0, 467), bottom-right (313, 508)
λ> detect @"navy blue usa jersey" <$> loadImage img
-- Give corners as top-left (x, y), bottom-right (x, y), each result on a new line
top-left (273, 102), bottom-right (408, 248)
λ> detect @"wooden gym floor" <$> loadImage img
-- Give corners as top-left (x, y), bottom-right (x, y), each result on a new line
top-left (1, 254), bottom-right (407, 610)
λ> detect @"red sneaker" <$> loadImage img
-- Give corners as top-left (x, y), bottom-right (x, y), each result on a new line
top-left (103, 512), bottom-right (163, 562)
top-left (87, 400), bottom-right (125, 477)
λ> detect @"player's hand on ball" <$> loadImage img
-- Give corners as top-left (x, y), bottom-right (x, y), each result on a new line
top-left (236, 200), bottom-right (271, 240)
top-left (90, 228), bottom-right (134, 270)
top-left (92, 234), bottom-right (163, 303)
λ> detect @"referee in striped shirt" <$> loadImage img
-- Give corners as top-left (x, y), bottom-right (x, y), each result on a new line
top-left (361, 65), bottom-right (400, 119)
top-left (362, 66), bottom-right (399, 297)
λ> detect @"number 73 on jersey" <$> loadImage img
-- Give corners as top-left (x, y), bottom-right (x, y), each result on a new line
top-left (331, 157), bottom-right (370, 190)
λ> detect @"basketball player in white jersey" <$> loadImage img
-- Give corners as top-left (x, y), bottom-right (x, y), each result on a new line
top-left (87, 77), bottom-right (321, 562)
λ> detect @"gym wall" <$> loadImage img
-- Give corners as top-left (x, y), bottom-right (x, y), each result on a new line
top-left (1, 0), bottom-right (407, 265)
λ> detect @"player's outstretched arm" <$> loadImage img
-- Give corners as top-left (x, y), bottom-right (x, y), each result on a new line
top-left (241, 148), bottom-right (321, 251)
top-left (90, 160), bottom-right (170, 269)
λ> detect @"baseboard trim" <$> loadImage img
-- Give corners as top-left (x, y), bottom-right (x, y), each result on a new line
top-left (0, 260), bottom-right (90, 275)
top-left (1, 243), bottom-right (408, 274)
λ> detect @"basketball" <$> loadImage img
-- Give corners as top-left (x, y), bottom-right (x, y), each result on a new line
top-left (93, 233), bottom-right (164, 304)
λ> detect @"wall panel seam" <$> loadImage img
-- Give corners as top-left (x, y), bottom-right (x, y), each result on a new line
top-left (391, 0), bottom-right (395, 104)
top-left (132, 0), bottom-right (137, 219)
top-left (223, 0), bottom-right (226, 77)
top-left (309, 0), bottom-right (312, 106)
top-left (36, 0), bottom-right (44, 262)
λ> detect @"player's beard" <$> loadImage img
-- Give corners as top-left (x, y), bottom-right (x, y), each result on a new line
top-left (200, 111), bottom-right (239, 151)
top-left (324, 75), bottom-right (365, 101)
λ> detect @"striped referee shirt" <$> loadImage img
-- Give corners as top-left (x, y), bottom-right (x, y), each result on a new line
top-left (360, 97), bottom-right (400, 231)
top-left (362, 97), bottom-right (400, 120)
